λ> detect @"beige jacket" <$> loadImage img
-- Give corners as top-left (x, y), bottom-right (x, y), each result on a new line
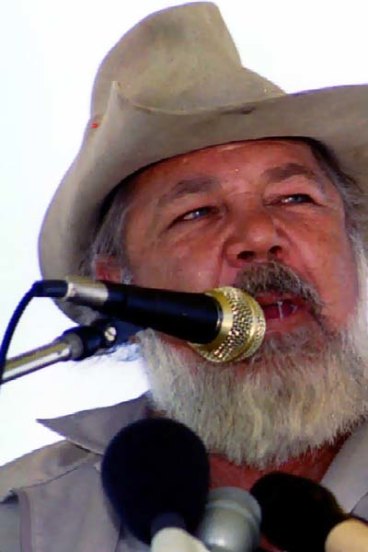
top-left (0, 394), bottom-right (367, 552)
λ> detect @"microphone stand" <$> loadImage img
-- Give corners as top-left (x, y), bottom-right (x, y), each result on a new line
top-left (2, 319), bottom-right (130, 384)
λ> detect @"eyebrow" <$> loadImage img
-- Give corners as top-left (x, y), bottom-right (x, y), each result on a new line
top-left (156, 176), bottom-right (220, 209)
top-left (262, 163), bottom-right (325, 190)
top-left (156, 163), bottom-right (324, 211)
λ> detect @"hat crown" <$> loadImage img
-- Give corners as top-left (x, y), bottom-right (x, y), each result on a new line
top-left (39, 2), bottom-right (368, 324)
top-left (91, 2), bottom-right (284, 115)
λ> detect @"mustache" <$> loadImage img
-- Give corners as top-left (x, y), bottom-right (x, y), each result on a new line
top-left (233, 261), bottom-right (323, 317)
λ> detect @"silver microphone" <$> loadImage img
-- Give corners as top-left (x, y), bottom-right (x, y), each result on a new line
top-left (196, 487), bottom-right (261, 552)
top-left (34, 277), bottom-right (266, 363)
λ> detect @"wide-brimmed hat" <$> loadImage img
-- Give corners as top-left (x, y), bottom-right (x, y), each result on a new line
top-left (39, 1), bottom-right (368, 323)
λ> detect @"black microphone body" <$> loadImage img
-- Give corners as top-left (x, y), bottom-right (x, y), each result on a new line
top-left (34, 276), bottom-right (266, 362)
top-left (34, 278), bottom-right (220, 343)
top-left (101, 418), bottom-right (210, 544)
top-left (85, 282), bottom-right (221, 344)
top-left (250, 471), bottom-right (365, 552)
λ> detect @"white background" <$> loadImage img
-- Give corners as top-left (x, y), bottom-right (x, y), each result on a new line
top-left (1, 0), bottom-right (368, 465)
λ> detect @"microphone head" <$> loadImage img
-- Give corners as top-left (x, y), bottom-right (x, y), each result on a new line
top-left (196, 487), bottom-right (261, 552)
top-left (101, 417), bottom-right (210, 544)
top-left (190, 287), bottom-right (266, 363)
top-left (251, 471), bottom-right (348, 552)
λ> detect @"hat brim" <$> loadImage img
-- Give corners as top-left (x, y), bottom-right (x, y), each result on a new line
top-left (39, 82), bottom-right (368, 322)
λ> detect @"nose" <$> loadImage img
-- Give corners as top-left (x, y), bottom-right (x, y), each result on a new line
top-left (224, 207), bottom-right (284, 267)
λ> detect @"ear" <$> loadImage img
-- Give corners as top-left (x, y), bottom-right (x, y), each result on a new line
top-left (92, 254), bottom-right (123, 283)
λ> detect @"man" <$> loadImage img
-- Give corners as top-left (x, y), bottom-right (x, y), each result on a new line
top-left (1, 3), bottom-right (368, 551)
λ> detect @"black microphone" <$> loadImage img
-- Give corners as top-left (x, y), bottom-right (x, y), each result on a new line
top-left (101, 417), bottom-right (262, 552)
top-left (101, 418), bottom-right (210, 544)
top-left (33, 276), bottom-right (266, 363)
top-left (250, 471), bottom-right (368, 552)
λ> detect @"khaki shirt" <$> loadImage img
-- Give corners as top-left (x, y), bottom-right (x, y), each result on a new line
top-left (0, 394), bottom-right (367, 551)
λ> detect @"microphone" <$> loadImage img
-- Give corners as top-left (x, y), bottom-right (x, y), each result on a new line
top-left (251, 471), bottom-right (368, 552)
top-left (34, 276), bottom-right (266, 363)
top-left (196, 487), bottom-right (261, 552)
top-left (101, 418), bottom-right (210, 544)
top-left (101, 417), bottom-right (261, 552)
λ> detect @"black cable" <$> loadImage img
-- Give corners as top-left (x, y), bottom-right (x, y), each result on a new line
top-left (0, 283), bottom-right (39, 387)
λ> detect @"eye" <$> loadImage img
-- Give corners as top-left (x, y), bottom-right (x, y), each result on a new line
top-left (172, 206), bottom-right (218, 225)
top-left (279, 193), bottom-right (314, 205)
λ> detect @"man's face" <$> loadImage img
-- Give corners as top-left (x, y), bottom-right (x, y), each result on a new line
top-left (125, 139), bottom-right (358, 338)
top-left (120, 139), bottom-right (368, 467)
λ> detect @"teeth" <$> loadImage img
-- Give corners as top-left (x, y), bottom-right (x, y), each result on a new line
top-left (277, 300), bottom-right (284, 320)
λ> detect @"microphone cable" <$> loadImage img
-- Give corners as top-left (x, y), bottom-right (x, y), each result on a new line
top-left (0, 282), bottom-right (40, 386)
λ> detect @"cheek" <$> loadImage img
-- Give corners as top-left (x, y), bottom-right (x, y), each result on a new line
top-left (298, 228), bottom-right (359, 326)
top-left (326, 238), bottom-right (359, 320)
top-left (129, 236), bottom-right (224, 291)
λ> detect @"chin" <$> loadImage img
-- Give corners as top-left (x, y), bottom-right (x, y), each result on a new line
top-left (138, 318), bottom-right (368, 468)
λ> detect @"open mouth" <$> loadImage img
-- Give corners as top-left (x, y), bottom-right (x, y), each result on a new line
top-left (256, 295), bottom-right (306, 321)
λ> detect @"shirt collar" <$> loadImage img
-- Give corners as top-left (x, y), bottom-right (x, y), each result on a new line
top-left (322, 419), bottom-right (368, 512)
top-left (38, 393), bottom-right (150, 454)
top-left (10, 394), bottom-right (368, 514)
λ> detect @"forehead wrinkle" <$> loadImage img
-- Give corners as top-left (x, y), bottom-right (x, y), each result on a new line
top-left (262, 162), bottom-right (326, 192)
top-left (156, 176), bottom-right (221, 209)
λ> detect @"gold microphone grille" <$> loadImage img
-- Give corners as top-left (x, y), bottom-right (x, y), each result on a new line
top-left (190, 287), bottom-right (265, 363)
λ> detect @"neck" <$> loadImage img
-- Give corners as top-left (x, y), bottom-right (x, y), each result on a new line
top-left (209, 434), bottom-right (347, 491)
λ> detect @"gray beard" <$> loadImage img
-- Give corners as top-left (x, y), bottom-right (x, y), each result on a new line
top-left (137, 254), bottom-right (368, 469)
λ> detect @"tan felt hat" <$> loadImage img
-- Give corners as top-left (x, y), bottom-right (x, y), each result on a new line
top-left (38, 2), bottom-right (368, 323)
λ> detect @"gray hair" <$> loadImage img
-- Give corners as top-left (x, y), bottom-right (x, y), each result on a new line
top-left (300, 137), bottom-right (366, 242)
top-left (81, 138), bottom-right (366, 278)
top-left (80, 171), bottom-right (137, 280)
